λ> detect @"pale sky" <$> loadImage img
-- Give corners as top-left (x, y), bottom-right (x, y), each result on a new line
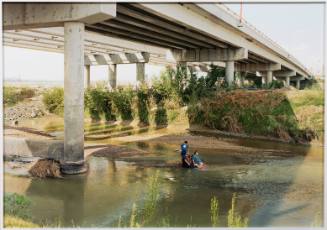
top-left (3, 3), bottom-right (325, 84)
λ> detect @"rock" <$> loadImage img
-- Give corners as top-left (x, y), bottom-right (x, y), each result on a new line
top-left (31, 111), bottom-right (37, 118)
top-left (11, 120), bottom-right (18, 126)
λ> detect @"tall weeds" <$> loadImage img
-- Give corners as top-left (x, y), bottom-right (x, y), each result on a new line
top-left (210, 196), bottom-right (219, 227)
top-left (227, 193), bottom-right (248, 227)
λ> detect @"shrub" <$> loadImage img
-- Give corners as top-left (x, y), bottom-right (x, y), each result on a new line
top-left (152, 78), bottom-right (171, 127)
top-left (112, 87), bottom-right (134, 121)
top-left (85, 87), bottom-right (115, 122)
top-left (187, 90), bottom-right (312, 142)
top-left (155, 107), bottom-right (168, 127)
top-left (137, 84), bottom-right (150, 125)
top-left (4, 87), bottom-right (35, 106)
top-left (42, 87), bottom-right (64, 115)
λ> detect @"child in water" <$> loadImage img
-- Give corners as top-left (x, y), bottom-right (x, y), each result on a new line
top-left (192, 150), bottom-right (204, 168)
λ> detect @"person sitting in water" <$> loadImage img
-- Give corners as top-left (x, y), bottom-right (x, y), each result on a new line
top-left (184, 153), bottom-right (194, 168)
top-left (192, 150), bottom-right (204, 168)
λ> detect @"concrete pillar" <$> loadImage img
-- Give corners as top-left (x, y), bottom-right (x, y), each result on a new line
top-left (136, 63), bottom-right (145, 83)
top-left (240, 71), bottom-right (245, 87)
top-left (266, 70), bottom-right (273, 84)
top-left (285, 76), bottom-right (290, 87)
top-left (108, 64), bottom-right (117, 89)
top-left (296, 80), bottom-right (301, 89)
top-left (85, 65), bottom-right (90, 88)
top-left (62, 22), bottom-right (86, 174)
top-left (225, 60), bottom-right (234, 86)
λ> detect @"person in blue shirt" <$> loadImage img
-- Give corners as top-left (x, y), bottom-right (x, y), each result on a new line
top-left (180, 141), bottom-right (190, 168)
top-left (192, 150), bottom-right (204, 168)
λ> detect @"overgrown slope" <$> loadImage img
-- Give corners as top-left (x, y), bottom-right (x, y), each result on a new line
top-left (188, 89), bottom-right (317, 143)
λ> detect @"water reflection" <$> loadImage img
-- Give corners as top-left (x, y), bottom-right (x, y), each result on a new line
top-left (4, 136), bottom-right (323, 227)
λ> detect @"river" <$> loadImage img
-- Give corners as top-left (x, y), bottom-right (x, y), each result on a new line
top-left (4, 125), bottom-right (323, 227)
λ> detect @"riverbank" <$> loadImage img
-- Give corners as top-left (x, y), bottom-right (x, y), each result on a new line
top-left (4, 84), bottom-right (324, 145)
top-left (187, 87), bottom-right (323, 144)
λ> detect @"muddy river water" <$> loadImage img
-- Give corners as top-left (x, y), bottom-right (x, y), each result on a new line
top-left (4, 120), bottom-right (323, 227)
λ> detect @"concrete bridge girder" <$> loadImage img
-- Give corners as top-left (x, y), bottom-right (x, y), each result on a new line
top-left (85, 52), bottom-right (150, 65)
top-left (170, 47), bottom-right (248, 63)
top-left (3, 3), bottom-right (117, 30)
top-left (84, 52), bottom-right (150, 89)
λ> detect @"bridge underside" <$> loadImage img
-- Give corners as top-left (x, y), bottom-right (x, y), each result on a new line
top-left (3, 2), bottom-right (312, 174)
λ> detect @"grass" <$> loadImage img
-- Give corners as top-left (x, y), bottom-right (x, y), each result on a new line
top-left (227, 193), bottom-right (248, 227)
top-left (287, 87), bottom-right (324, 140)
top-left (4, 193), bottom-right (31, 220)
top-left (210, 196), bottom-right (219, 227)
top-left (4, 86), bottom-right (36, 106)
top-left (4, 215), bottom-right (40, 228)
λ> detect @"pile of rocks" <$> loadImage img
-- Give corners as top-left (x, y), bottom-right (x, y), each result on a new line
top-left (4, 95), bottom-right (47, 123)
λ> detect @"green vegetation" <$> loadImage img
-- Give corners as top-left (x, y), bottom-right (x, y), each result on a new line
top-left (187, 89), bottom-right (315, 143)
top-left (136, 84), bottom-right (150, 125)
top-left (152, 75), bottom-right (171, 127)
top-left (4, 193), bottom-right (31, 220)
top-left (4, 86), bottom-right (35, 106)
top-left (39, 66), bottom-right (321, 142)
top-left (4, 193), bottom-right (41, 228)
top-left (287, 85), bottom-right (324, 140)
top-left (116, 173), bottom-right (248, 228)
top-left (210, 196), bottom-right (219, 227)
top-left (85, 87), bottom-right (115, 122)
top-left (4, 193), bottom-right (63, 228)
top-left (112, 87), bottom-right (134, 121)
top-left (42, 87), bottom-right (64, 115)
top-left (227, 193), bottom-right (248, 227)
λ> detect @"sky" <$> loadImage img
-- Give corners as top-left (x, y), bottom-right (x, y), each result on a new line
top-left (3, 2), bottom-right (325, 85)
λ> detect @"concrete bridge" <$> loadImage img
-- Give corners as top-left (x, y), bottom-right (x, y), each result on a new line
top-left (4, 3), bottom-right (312, 174)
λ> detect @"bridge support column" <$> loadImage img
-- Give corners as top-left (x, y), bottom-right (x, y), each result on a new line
top-left (240, 71), bottom-right (246, 87)
top-left (85, 65), bottom-right (90, 88)
top-left (136, 63), bottom-right (145, 83)
top-left (266, 70), bottom-right (273, 84)
top-left (296, 80), bottom-right (301, 89)
top-left (285, 76), bottom-right (290, 87)
top-left (225, 61), bottom-right (234, 86)
top-left (108, 64), bottom-right (117, 89)
top-left (62, 21), bottom-right (87, 174)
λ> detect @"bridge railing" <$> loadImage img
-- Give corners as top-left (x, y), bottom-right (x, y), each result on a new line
top-left (216, 3), bottom-right (310, 74)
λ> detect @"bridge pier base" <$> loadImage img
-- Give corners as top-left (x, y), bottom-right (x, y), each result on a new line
top-left (225, 60), bottom-right (234, 86)
top-left (62, 21), bottom-right (87, 175)
top-left (108, 64), bottom-right (117, 89)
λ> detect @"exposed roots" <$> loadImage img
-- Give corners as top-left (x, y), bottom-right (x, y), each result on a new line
top-left (28, 159), bottom-right (63, 178)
